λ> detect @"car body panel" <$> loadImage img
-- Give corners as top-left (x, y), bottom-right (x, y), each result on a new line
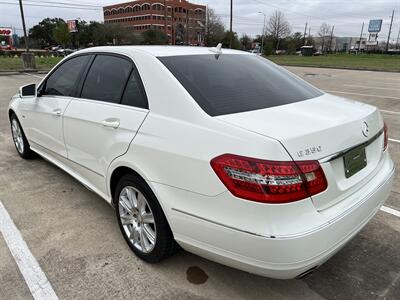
top-left (63, 98), bottom-right (148, 177)
top-left (17, 95), bottom-right (72, 157)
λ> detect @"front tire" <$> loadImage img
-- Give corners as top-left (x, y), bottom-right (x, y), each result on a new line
top-left (10, 114), bottom-right (33, 159)
top-left (115, 174), bottom-right (179, 263)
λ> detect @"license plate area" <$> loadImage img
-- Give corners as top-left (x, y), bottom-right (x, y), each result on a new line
top-left (343, 145), bottom-right (367, 178)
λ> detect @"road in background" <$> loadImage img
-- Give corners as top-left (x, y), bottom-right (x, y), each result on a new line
top-left (0, 69), bottom-right (399, 299)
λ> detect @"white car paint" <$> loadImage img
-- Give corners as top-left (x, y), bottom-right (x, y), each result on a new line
top-left (8, 46), bottom-right (395, 279)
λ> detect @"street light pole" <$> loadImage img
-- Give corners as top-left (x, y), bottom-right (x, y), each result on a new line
top-left (258, 12), bottom-right (266, 55)
top-left (386, 10), bottom-right (394, 52)
top-left (358, 22), bottom-right (364, 51)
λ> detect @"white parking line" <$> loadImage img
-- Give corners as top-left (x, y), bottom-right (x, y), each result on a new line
top-left (381, 110), bottom-right (400, 115)
top-left (325, 90), bottom-right (400, 100)
top-left (326, 90), bottom-right (400, 100)
top-left (24, 73), bottom-right (44, 79)
top-left (0, 200), bottom-right (58, 300)
top-left (344, 84), bottom-right (400, 91)
top-left (389, 138), bottom-right (400, 144)
top-left (381, 206), bottom-right (400, 218)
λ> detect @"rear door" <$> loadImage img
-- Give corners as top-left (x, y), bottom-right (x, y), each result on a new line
top-left (63, 53), bottom-right (148, 177)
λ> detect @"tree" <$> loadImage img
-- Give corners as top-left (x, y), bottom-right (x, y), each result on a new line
top-left (240, 34), bottom-right (252, 50)
top-left (142, 29), bottom-right (168, 45)
top-left (221, 31), bottom-right (241, 49)
top-left (318, 23), bottom-right (331, 53)
top-left (205, 8), bottom-right (225, 47)
top-left (265, 11), bottom-right (291, 51)
top-left (53, 22), bottom-right (70, 48)
top-left (285, 32), bottom-right (303, 54)
top-left (29, 18), bottom-right (65, 47)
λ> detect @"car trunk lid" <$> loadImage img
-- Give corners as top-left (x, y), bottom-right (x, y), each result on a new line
top-left (216, 93), bottom-right (385, 210)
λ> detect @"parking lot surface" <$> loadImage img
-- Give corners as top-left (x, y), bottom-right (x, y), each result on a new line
top-left (0, 67), bottom-right (399, 299)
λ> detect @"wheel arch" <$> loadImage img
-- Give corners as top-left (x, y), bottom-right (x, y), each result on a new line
top-left (108, 164), bottom-right (175, 235)
top-left (8, 108), bottom-right (16, 120)
top-left (109, 165), bottom-right (150, 206)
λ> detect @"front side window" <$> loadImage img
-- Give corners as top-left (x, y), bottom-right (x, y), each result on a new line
top-left (81, 55), bottom-right (132, 103)
top-left (158, 54), bottom-right (323, 116)
top-left (43, 55), bottom-right (90, 97)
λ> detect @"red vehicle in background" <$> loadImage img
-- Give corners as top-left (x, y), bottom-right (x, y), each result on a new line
top-left (0, 27), bottom-right (14, 50)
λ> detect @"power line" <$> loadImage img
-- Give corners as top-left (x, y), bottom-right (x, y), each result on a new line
top-left (0, 1), bottom-right (102, 10)
top-left (21, 0), bottom-right (101, 8)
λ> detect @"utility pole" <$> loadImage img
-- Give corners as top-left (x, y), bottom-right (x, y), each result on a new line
top-left (386, 10), bottom-right (394, 52)
top-left (229, 0), bottom-right (233, 48)
top-left (186, 9), bottom-right (189, 45)
top-left (171, 7), bottom-right (175, 45)
top-left (358, 22), bottom-right (364, 51)
top-left (396, 27), bottom-right (400, 49)
top-left (308, 27), bottom-right (311, 45)
top-left (18, 0), bottom-right (29, 52)
top-left (303, 22), bottom-right (308, 46)
top-left (164, 0), bottom-right (167, 38)
top-left (205, 5), bottom-right (208, 46)
top-left (258, 12), bottom-right (266, 55)
top-left (328, 25), bottom-right (334, 53)
top-left (18, 0), bottom-right (35, 69)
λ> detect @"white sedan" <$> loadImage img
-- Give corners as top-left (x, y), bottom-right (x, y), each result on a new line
top-left (8, 46), bottom-right (395, 279)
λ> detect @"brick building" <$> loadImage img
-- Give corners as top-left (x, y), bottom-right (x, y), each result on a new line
top-left (103, 0), bottom-right (206, 45)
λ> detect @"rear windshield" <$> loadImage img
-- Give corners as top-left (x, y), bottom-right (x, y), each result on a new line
top-left (159, 54), bottom-right (322, 116)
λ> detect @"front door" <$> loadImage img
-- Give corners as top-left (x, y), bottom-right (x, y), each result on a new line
top-left (20, 54), bottom-right (91, 157)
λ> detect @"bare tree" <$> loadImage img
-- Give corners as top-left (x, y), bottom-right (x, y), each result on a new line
top-left (205, 8), bottom-right (225, 46)
top-left (265, 11), bottom-right (291, 50)
top-left (318, 23), bottom-right (331, 53)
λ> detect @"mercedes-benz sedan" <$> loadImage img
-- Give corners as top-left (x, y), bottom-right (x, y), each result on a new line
top-left (8, 46), bottom-right (394, 279)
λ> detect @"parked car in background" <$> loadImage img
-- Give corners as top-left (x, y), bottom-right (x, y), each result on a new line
top-left (0, 41), bottom-right (12, 50)
top-left (8, 46), bottom-right (394, 279)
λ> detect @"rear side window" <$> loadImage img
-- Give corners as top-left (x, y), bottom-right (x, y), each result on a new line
top-left (81, 55), bottom-right (132, 103)
top-left (43, 55), bottom-right (89, 96)
top-left (121, 71), bottom-right (148, 109)
top-left (158, 54), bottom-right (323, 116)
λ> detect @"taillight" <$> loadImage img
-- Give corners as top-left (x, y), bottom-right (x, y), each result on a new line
top-left (384, 122), bottom-right (388, 151)
top-left (210, 154), bottom-right (327, 204)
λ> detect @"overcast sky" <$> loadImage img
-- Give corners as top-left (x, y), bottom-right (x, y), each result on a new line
top-left (1, 0), bottom-right (399, 42)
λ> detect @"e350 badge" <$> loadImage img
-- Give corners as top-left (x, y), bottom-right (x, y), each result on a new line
top-left (297, 146), bottom-right (322, 158)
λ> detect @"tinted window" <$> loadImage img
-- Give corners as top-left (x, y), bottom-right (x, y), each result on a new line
top-left (81, 55), bottom-right (132, 103)
top-left (159, 54), bottom-right (323, 116)
top-left (121, 71), bottom-right (148, 109)
top-left (44, 55), bottom-right (89, 96)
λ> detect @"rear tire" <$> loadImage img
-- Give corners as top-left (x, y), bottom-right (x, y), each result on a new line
top-left (10, 114), bottom-right (33, 159)
top-left (115, 174), bottom-right (179, 263)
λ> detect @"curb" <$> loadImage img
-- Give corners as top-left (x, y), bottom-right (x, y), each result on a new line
top-left (0, 70), bottom-right (50, 76)
top-left (278, 64), bottom-right (400, 73)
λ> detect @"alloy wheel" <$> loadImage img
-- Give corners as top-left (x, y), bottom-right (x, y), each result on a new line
top-left (11, 119), bottom-right (24, 154)
top-left (118, 186), bottom-right (157, 253)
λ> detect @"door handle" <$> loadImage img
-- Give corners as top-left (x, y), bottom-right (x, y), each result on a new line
top-left (101, 118), bottom-right (120, 129)
top-left (52, 108), bottom-right (62, 116)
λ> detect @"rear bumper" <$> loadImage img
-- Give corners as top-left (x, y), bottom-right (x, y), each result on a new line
top-left (154, 154), bottom-right (395, 279)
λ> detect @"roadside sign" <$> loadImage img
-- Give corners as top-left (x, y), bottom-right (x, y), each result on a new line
top-left (368, 19), bottom-right (382, 33)
top-left (0, 27), bottom-right (12, 36)
top-left (67, 20), bottom-right (78, 33)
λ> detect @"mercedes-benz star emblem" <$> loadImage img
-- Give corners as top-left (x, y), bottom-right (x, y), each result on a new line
top-left (362, 121), bottom-right (369, 137)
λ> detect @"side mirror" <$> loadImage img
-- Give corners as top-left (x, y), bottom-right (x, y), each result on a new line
top-left (19, 83), bottom-right (37, 98)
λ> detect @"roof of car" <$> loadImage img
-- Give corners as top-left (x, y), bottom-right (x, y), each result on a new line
top-left (78, 45), bottom-right (251, 57)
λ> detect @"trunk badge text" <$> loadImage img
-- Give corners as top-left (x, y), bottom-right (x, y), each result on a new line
top-left (297, 146), bottom-right (322, 158)
top-left (362, 121), bottom-right (369, 137)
